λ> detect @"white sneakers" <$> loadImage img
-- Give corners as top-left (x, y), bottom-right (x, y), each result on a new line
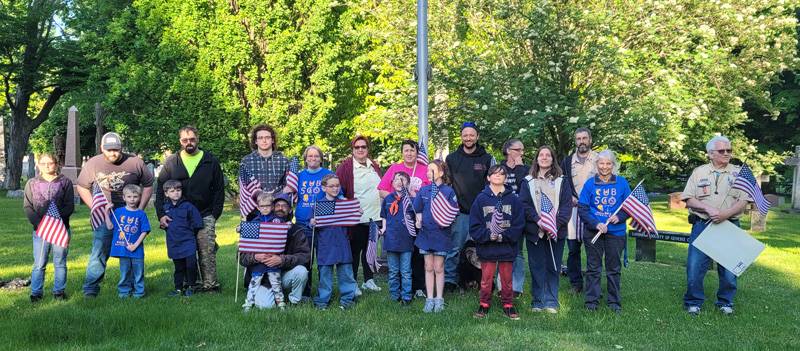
top-left (362, 279), bottom-right (382, 292)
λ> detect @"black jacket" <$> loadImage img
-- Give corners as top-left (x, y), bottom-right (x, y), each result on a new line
top-left (156, 150), bottom-right (225, 219)
top-left (445, 144), bottom-right (495, 213)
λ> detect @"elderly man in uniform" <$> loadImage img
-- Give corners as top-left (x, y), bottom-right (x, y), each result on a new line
top-left (681, 135), bottom-right (751, 316)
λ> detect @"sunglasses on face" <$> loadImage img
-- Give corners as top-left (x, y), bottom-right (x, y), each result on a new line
top-left (352, 145), bottom-right (367, 150)
top-left (715, 149), bottom-right (733, 154)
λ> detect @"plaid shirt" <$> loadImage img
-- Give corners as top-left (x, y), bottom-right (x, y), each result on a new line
top-left (240, 150), bottom-right (290, 194)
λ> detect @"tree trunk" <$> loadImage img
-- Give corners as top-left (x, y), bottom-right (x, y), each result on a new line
top-left (4, 115), bottom-right (32, 190)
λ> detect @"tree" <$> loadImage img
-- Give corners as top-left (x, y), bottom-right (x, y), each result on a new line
top-left (1, 0), bottom-right (86, 189)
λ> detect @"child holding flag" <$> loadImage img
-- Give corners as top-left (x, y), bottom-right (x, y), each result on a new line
top-left (380, 171), bottom-right (416, 305)
top-left (23, 153), bottom-right (74, 302)
top-left (161, 180), bottom-right (204, 297)
top-left (469, 165), bottom-right (525, 320)
top-left (413, 160), bottom-right (459, 313)
top-left (110, 184), bottom-right (151, 298)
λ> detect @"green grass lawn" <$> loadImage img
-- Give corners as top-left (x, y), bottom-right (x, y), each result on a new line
top-left (1, 195), bottom-right (799, 350)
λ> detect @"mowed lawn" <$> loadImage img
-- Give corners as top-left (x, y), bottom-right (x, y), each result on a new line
top-left (1, 194), bottom-right (799, 350)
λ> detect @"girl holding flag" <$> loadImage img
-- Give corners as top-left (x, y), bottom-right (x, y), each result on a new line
top-left (379, 171), bottom-right (416, 305)
top-left (413, 159), bottom-right (459, 313)
top-left (23, 153), bottom-right (75, 302)
top-left (468, 165), bottom-right (525, 320)
top-left (519, 146), bottom-right (572, 314)
top-left (577, 149), bottom-right (631, 313)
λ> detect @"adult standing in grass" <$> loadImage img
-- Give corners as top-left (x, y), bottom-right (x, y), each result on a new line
top-left (240, 124), bottom-right (292, 195)
top-left (499, 138), bottom-right (529, 297)
top-left (560, 127), bottom-right (598, 294)
top-left (577, 149), bottom-right (630, 314)
top-left (519, 146), bottom-right (572, 313)
top-left (24, 153), bottom-right (74, 303)
top-left (335, 135), bottom-right (383, 295)
top-left (155, 126), bottom-right (225, 293)
top-left (77, 132), bottom-right (154, 298)
top-left (681, 135), bottom-right (750, 316)
top-left (444, 122), bottom-right (496, 292)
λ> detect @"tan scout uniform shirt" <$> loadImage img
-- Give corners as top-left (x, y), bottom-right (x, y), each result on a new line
top-left (680, 163), bottom-right (750, 220)
top-left (568, 151), bottom-right (597, 239)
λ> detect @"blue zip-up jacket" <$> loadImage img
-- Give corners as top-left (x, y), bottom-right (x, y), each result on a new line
top-left (578, 174), bottom-right (631, 236)
top-left (163, 199), bottom-right (204, 259)
top-left (380, 191), bottom-right (416, 252)
top-left (413, 183), bottom-right (458, 252)
top-left (469, 186), bottom-right (525, 261)
top-left (313, 193), bottom-right (354, 265)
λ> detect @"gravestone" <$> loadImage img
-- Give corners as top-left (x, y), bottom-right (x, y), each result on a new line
top-left (62, 106), bottom-right (81, 183)
top-left (668, 192), bottom-right (686, 210)
top-left (786, 146), bottom-right (800, 211)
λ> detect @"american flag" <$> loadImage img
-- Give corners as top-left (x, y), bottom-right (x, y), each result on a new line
top-left (488, 199), bottom-right (505, 236)
top-left (537, 193), bottom-right (558, 240)
top-left (238, 221), bottom-right (291, 253)
top-left (733, 163), bottom-right (771, 215)
top-left (37, 201), bottom-right (70, 248)
top-left (621, 183), bottom-right (658, 235)
top-left (430, 183), bottom-right (459, 227)
top-left (313, 198), bottom-right (361, 227)
top-left (366, 220), bottom-right (381, 273)
top-left (239, 167), bottom-right (262, 217)
top-left (401, 187), bottom-right (417, 236)
top-left (90, 183), bottom-right (109, 230)
top-left (285, 157), bottom-right (300, 193)
top-left (417, 141), bottom-right (429, 165)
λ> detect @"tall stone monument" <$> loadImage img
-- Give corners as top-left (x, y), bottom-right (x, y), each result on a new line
top-left (786, 146), bottom-right (800, 211)
top-left (62, 106), bottom-right (81, 183)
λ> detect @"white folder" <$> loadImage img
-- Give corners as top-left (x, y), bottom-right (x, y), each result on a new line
top-left (691, 220), bottom-right (765, 277)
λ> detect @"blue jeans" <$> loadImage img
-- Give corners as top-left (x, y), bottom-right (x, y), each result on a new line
top-left (254, 265), bottom-right (309, 308)
top-left (315, 263), bottom-right (357, 308)
top-left (118, 257), bottom-right (145, 297)
top-left (31, 231), bottom-right (69, 296)
top-left (527, 238), bottom-right (566, 309)
top-left (83, 225), bottom-right (113, 296)
top-left (445, 213), bottom-right (470, 284)
top-left (386, 251), bottom-right (412, 301)
top-left (684, 220), bottom-right (738, 308)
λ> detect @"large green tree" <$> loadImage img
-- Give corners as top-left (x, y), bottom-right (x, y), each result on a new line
top-left (1, 0), bottom-right (87, 189)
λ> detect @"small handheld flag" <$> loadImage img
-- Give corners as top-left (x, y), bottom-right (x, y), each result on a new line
top-left (90, 183), bottom-right (109, 230)
top-left (313, 199), bottom-right (361, 227)
top-left (286, 157), bottom-right (300, 193)
top-left (238, 221), bottom-right (291, 253)
top-left (37, 201), bottom-right (70, 248)
top-left (621, 183), bottom-right (658, 236)
top-left (366, 220), bottom-right (381, 273)
top-left (430, 184), bottom-right (459, 227)
top-left (733, 164), bottom-right (771, 215)
top-left (239, 167), bottom-right (262, 218)
top-left (537, 193), bottom-right (558, 240)
top-left (488, 199), bottom-right (505, 237)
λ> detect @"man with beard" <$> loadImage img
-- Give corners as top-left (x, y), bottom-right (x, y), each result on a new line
top-left (77, 132), bottom-right (154, 297)
top-left (240, 193), bottom-right (310, 308)
top-left (559, 127), bottom-right (598, 294)
top-left (155, 126), bottom-right (225, 293)
top-left (444, 122), bottom-right (496, 292)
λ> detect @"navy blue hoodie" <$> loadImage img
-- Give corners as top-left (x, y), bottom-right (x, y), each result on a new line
top-left (469, 186), bottom-right (525, 261)
top-left (519, 176), bottom-right (573, 242)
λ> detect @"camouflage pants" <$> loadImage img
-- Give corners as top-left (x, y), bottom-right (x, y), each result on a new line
top-left (197, 216), bottom-right (220, 289)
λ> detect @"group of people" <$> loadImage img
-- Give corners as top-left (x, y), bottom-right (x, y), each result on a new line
top-left (23, 121), bottom-right (753, 318)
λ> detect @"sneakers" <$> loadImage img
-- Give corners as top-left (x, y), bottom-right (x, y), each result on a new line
top-left (53, 292), bottom-right (68, 301)
top-left (719, 306), bottom-right (734, 315)
top-left (30, 295), bottom-right (43, 303)
top-left (503, 306), bottom-right (521, 320)
top-left (531, 307), bottom-right (543, 313)
top-left (168, 289), bottom-right (183, 297)
top-left (423, 298), bottom-right (435, 313)
top-left (687, 306), bottom-right (701, 316)
top-left (183, 288), bottom-right (193, 297)
top-left (362, 279), bottom-right (382, 292)
top-left (354, 288), bottom-right (363, 297)
top-left (400, 299), bottom-right (412, 307)
top-left (414, 289), bottom-right (426, 299)
top-left (544, 307), bottom-right (558, 314)
top-left (586, 304), bottom-right (598, 312)
top-left (610, 305), bottom-right (622, 315)
top-left (433, 298), bottom-right (445, 312)
top-left (474, 305), bottom-right (489, 319)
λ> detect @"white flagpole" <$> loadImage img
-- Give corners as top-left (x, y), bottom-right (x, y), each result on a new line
top-left (590, 179), bottom-right (644, 244)
top-left (548, 238), bottom-right (558, 272)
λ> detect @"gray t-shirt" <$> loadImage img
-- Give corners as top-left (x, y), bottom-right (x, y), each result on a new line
top-left (77, 153), bottom-right (154, 207)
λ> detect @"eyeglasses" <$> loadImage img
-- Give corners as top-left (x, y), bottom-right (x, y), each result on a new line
top-left (352, 145), bottom-right (367, 150)
top-left (324, 184), bottom-right (341, 188)
top-left (714, 149), bottom-right (733, 154)
top-left (257, 203), bottom-right (273, 207)
top-left (256, 135), bottom-right (273, 141)
top-left (508, 148), bottom-right (524, 152)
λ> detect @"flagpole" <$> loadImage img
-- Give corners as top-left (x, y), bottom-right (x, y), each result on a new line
top-left (590, 179), bottom-right (644, 244)
top-left (416, 0), bottom-right (429, 149)
top-left (548, 238), bottom-right (558, 272)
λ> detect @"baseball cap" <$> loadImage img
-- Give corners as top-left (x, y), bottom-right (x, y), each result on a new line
top-left (101, 132), bottom-right (123, 150)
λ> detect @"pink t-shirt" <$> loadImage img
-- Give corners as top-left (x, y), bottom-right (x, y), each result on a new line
top-left (377, 162), bottom-right (431, 194)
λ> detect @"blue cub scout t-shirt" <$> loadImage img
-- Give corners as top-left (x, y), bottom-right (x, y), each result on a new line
top-left (110, 207), bottom-right (151, 259)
